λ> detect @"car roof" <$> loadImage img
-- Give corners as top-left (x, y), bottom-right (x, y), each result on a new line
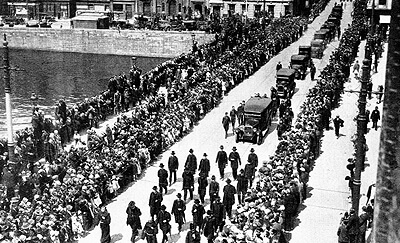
top-left (277, 68), bottom-right (296, 77)
top-left (244, 96), bottom-right (272, 113)
top-left (299, 45), bottom-right (311, 49)
top-left (291, 54), bottom-right (307, 61)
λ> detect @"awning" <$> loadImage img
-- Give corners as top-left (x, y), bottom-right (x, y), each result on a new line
top-left (209, 0), bottom-right (223, 4)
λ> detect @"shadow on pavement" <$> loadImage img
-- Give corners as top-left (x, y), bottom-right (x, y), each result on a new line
top-left (111, 233), bottom-right (123, 243)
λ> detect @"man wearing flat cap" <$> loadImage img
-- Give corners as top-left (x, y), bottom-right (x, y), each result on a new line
top-left (216, 145), bottom-right (228, 180)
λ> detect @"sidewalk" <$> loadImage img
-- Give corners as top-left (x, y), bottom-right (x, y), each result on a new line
top-left (288, 39), bottom-right (387, 243)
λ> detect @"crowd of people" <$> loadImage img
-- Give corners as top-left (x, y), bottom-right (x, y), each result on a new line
top-left (0, 6), bottom-right (315, 243)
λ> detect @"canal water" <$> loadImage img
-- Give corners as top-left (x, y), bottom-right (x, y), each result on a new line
top-left (0, 49), bottom-right (169, 138)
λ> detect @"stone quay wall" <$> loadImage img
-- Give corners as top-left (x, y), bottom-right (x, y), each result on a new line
top-left (1, 28), bottom-right (215, 58)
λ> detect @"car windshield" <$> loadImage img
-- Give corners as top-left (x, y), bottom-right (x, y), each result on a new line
top-left (245, 117), bottom-right (259, 127)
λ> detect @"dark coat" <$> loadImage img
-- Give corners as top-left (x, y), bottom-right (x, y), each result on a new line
top-left (185, 229), bottom-right (201, 243)
top-left (337, 224), bottom-right (349, 242)
top-left (157, 210), bottom-right (171, 233)
top-left (99, 211), bottom-right (111, 243)
top-left (143, 221), bottom-right (158, 236)
top-left (244, 163), bottom-right (255, 179)
top-left (149, 191), bottom-right (163, 208)
top-left (182, 171), bottom-right (194, 190)
top-left (172, 199), bottom-right (186, 224)
top-left (237, 174), bottom-right (248, 192)
top-left (192, 204), bottom-right (205, 226)
top-left (126, 205), bottom-right (142, 230)
top-left (211, 202), bottom-right (225, 224)
top-left (370, 110), bottom-right (380, 122)
top-left (222, 116), bottom-right (230, 130)
top-left (228, 151), bottom-right (241, 169)
top-left (198, 177), bottom-right (208, 194)
top-left (198, 158), bottom-right (210, 176)
top-left (168, 155), bottom-right (179, 171)
top-left (209, 180), bottom-right (219, 198)
top-left (158, 168), bottom-right (168, 186)
top-left (216, 151), bottom-right (228, 168)
top-left (185, 154), bottom-right (197, 173)
top-left (202, 215), bottom-right (216, 237)
top-left (223, 184), bottom-right (236, 206)
top-left (346, 214), bottom-right (360, 235)
top-left (333, 117), bottom-right (344, 129)
top-left (248, 153), bottom-right (258, 168)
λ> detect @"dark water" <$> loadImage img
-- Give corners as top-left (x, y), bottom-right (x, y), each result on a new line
top-left (0, 49), bottom-right (169, 137)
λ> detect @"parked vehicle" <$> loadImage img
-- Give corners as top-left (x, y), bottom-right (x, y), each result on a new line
top-left (235, 95), bottom-right (275, 144)
top-left (155, 20), bottom-right (172, 31)
top-left (170, 19), bottom-right (183, 31)
top-left (298, 46), bottom-right (312, 67)
top-left (276, 68), bottom-right (296, 99)
top-left (311, 39), bottom-right (325, 59)
top-left (182, 20), bottom-right (196, 31)
top-left (290, 55), bottom-right (308, 80)
top-left (26, 20), bottom-right (40, 27)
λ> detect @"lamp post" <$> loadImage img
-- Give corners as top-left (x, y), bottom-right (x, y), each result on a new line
top-left (2, 34), bottom-right (16, 170)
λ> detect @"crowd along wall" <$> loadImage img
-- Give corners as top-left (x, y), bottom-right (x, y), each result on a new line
top-left (0, 28), bottom-right (215, 58)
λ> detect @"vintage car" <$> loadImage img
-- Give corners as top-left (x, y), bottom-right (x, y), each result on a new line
top-left (327, 16), bottom-right (340, 27)
top-left (298, 45), bottom-right (312, 67)
top-left (314, 29), bottom-right (330, 43)
top-left (290, 55), bottom-right (308, 80)
top-left (235, 96), bottom-right (275, 145)
top-left (182, 20), bottom-right (197, 31)
top-left (276, 68), bottom-right (296, 98)
top-left (311, 39), bottom-right (325, 59)
top-left (332, 5), bottom-right (343, 19)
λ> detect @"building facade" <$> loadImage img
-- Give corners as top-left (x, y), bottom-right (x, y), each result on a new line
top-left (4, 0), bottom-right (307, 20)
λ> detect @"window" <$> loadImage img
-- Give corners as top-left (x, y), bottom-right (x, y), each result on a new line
top-left (378, 0), bottom-right (386, 5)
top-left (284, 5), bottom-right (290, 15)
top-left (229, 4), bottom-right (235, 13)
top-left (162, 3), bottom-right (165, 12)
top-left (113, 4), bottom-right (123, 11)
top-left (242, 4), bottom-right (247, 13)
top-left (268, 5), bottom-right (274, 14)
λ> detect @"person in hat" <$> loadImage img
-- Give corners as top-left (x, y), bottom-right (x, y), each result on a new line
top-left (157, 205), bottom-right (171, 243)
top-left (182, 169), bottom-right (194, 200)
top-left (221, 112), bottom-right (231, 139)
top-left (228, 147), bottom-right (241, 180)
top-left (346, 208), bottom-right (359, 243)
top-left (236, 169), bottom-right (248, 205)
top-left (222, 178), bottom-right (236, 218)
top-left (158, 163), bottom-right (169, 194)
top-left (237, 101), bottom-right (245, 125)
top-left (244, 159), bottom-right (255, 188)
top-left (199, 153), bottom-right (210, 177)
top-left (171, 193), bottom-right (186, 232)
top-left (370, 106), bottom-right (380, 131)
top-left (198, 173), bottom-right (208, 204)
top-left (276, 61), bottom-right (282, 72)
top-left (358, 206), bottom-right (370, 243)
top-left (337, 217), bottom-right (350, 243)
top-left (211, 197), bottom-right (225, 233)
top-left (143, 217), bottom-right (158, 243)
top-left (99, 205), bottom-right (111, 243)
top-left (229, 106), bottom-right (237, 132)
top-left (202, 210), bottom-right (216, 243)
top-left (216, 145), bottom-right (228, 180)
top-left (209, 175), bottom-right (220, 205)
top-left (185, 149), bottom-right (197, 174)
top-left (185, 223), bottom-right (201, 243)
top-left (333, 115), bottom-right (344, 138)
top-left (126, 201), bottom-right (142, 242)
top-left (149, 186), bottom-right (163, 220)
top-left (192, 199), bottom-right (205, 232)
top-left (168, 151), bottom-right (179, 186)
top-left (247, 148), bottom-right (258, 170)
